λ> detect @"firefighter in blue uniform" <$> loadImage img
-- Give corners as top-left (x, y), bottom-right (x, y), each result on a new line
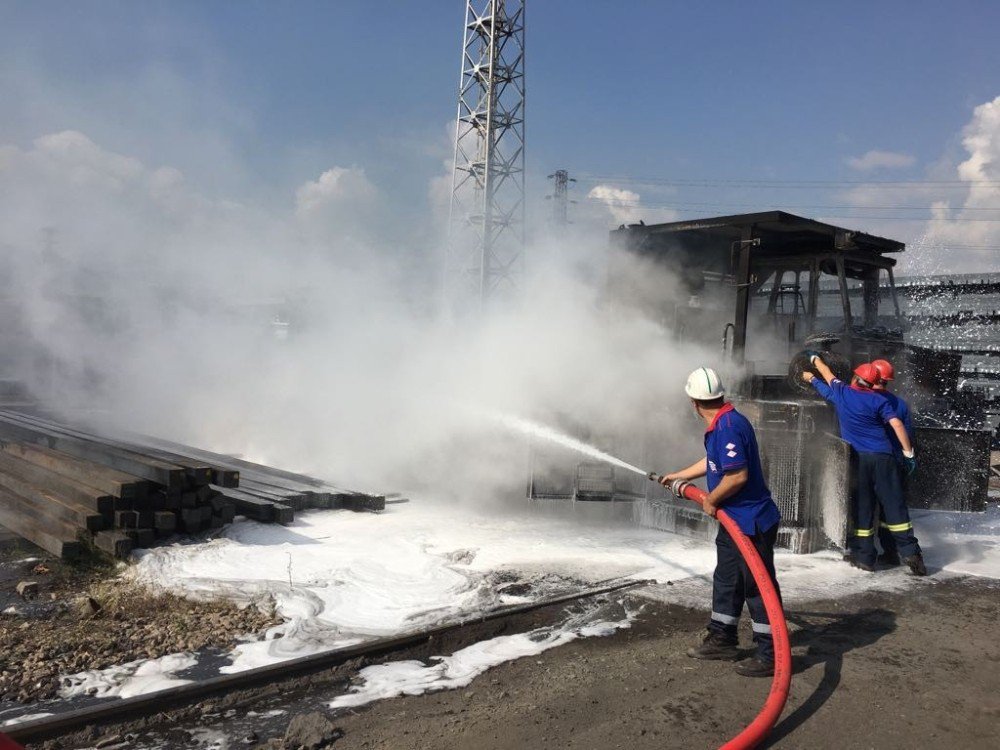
top-left (660, 366), bottom-right (782, 678)
top-left (802, 354), bottom-right (927, 576)
top-left (871, 358), bottom-right (917, 567)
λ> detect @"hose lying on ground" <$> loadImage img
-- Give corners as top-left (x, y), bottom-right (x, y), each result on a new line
top-left (651, 475), bottom-right (792, 750)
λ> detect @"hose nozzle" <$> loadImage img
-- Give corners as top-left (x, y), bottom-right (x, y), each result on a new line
top-left (647, 472), bottom-right (691, 499)
top-left (670, 479), bottom-right (692, 499)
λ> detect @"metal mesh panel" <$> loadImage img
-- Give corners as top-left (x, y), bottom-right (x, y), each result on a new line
top-left (736, 399), bottom-right (813, 527)
top-left (757, 428), bottom-right (804, 523)
top-left (576, 463), bottom-right (614, 495)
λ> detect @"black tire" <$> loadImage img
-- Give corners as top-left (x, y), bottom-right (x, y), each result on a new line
top-left (788, 349), bottom-right (852, 393)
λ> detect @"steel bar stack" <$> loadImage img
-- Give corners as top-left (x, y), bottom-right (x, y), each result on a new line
top-left (0, 410), bottom-right (385, 561)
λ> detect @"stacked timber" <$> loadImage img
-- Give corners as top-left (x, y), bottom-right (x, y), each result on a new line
top-left (0, 410), bottom-right (385, 561)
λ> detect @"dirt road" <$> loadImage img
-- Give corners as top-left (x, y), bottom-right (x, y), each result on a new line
top-left (332, 577), bottom-right (1000, 750)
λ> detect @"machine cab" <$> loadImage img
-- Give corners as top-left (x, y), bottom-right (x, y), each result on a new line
top-left (608, 211), bottom-right (906, 394)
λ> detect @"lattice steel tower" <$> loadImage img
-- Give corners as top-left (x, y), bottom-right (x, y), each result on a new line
top-left (447, 0), bottom-right (526, 306)
top-left (547, 169), bottom-right (575, 226)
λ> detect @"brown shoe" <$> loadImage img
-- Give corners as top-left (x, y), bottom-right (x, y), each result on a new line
top-left (686, 631), bottom-right (739, 661)
top-left (734, 656), bottom-right (774, 678)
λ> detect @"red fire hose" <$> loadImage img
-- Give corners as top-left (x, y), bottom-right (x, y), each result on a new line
top-left (657, 477), bottom-right (792, 750)
top-left (0, 734), bottom-right (23, 750)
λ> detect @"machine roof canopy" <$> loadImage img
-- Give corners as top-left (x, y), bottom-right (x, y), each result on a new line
top-left (613, 211), bottom-right (903, 269)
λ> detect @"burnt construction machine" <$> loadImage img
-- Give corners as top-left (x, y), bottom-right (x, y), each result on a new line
top-left (527, 211), bottom-right (990, 553)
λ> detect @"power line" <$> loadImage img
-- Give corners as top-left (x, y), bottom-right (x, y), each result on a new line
top-left (576, 174), bottom-right (1000, 189)
top-left (582, 197), bottom-right (1000, 212)
top-left (579, 197), bottom-right (1000, 222)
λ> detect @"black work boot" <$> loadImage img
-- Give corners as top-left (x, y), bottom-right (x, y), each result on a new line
top-left (734, 656), bottom-right (774, 678)
top-left (903, 553), bottom-right (928, 576)
top-left (878, 550), bottom-right (901, 567)
top-left (844, 554), bottom-right (875, 572)
top-left (686, 631), bottom-right (739, 661)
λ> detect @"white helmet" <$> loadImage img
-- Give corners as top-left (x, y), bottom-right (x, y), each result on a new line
top-left (684, 366), bottom-right (725, 400)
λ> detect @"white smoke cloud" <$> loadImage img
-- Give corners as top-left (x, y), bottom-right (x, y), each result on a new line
top-left (0, 129), bottom-right (716, 504)
top-left (846, 150), bottom-right (916, 171)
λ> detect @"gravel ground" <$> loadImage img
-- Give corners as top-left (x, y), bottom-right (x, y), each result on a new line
top-left (327, 576), bottom-right (1000, 750)
top-left (0, 549), bottom-right (280, 704)
top-left (24, 575), bottom-right (999, 750)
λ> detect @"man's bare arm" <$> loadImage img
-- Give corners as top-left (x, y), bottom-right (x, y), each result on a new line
top-left (659, 458), bottom-right (708, 485)
top-left (889, 417), bottom-right (913, 454)
top-left (702, 467), bottom-right (749, 517)
top-left (811, 355), bottom-right (837, 386)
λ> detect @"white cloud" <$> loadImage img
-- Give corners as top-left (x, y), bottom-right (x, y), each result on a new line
top-left (829, 99), bottom-right (1000, 273)
top-left (585, 184), bottom-right (678, 227)
top-left (586, 185), bottom-right (643, 225)
top-left (922, 95), bottom-right (1000, 271)
top-left (293, 166), bottom-right (380, 250)
top-left (294, 166), bottom-right (376, 218)
top-left (846, 149), bottom-right (917, 171)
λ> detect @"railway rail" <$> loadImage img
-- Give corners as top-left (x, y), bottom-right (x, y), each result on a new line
top-left (2, 578), bottom-right (649, 747)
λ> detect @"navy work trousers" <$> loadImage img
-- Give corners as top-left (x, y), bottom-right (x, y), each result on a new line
top-left (852, 451), bottom-right (920, 566)
top-left (877, 456), bottom-right (909, 558)
top-left (707, 522), bottom-right (781, 659)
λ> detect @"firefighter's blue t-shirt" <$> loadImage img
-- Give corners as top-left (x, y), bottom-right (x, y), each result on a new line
top-left (876, 390), bottom-right (913, 459)
top-left (703, 403), bottom-right (781, 536)
top-left (810, 378), bottom-right (898, 454)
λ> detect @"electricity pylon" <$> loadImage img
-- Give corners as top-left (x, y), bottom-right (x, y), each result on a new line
top-left (447, 0), bottom-right (526, 308)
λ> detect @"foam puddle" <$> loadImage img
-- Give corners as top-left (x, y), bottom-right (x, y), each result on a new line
top-left (1, 711), bottom-right (53, 727)
top-left (330, 598), bottom-right (637, 710)
top-left (123, 500), bottom-right (717, 678)
top-left (59, 652), bottom-right (198, 700)
top-left (25, 501), bottom-right (998, 714)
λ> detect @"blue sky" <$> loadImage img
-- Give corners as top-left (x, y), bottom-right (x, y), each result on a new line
top-left (3, 1), bottom-right (1000, 264)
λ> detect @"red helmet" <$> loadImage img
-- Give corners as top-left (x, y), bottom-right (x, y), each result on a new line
top-left (853, 363), bottom-right (882, 387)
top-left (872, 359), bottom-right (895, 381)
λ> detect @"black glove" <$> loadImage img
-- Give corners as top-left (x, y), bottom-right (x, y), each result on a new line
top-left (903, 453), bottom-right (917, 476)
top-left (803, 349), bottom-right (821, 363)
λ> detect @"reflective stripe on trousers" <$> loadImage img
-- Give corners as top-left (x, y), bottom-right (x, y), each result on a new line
top-left (880, 521), bottom-right (913, 532)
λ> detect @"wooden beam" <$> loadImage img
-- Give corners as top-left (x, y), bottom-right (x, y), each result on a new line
top-left (1, 412), bottom-right (212, 487)
top-left (0, 415), bottom-right (186, 489)
top-left (0, 489), bottom-right (83, 560)
top-left (0, 441), bottom-right (147, 500)
top-left (93, 530), bottom-right (133, 558)
top-left (0, 482), bottom-right (105, 532)
top-left (0, 451), bottom-right (114, 514)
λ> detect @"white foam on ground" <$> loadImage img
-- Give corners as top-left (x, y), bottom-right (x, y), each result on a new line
top-left (59, 652), bottom-right (197, 700)
top-left (1, 712), bottom-right (53, 727)
top-left (914, 506), bottom-right (1000, 578)
top-left (126, 501), bottom-right (717, 674)
top-left (330, 600), bottom-right (636, 710)
top-left (100, 500), bottom-right (1000, 697)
